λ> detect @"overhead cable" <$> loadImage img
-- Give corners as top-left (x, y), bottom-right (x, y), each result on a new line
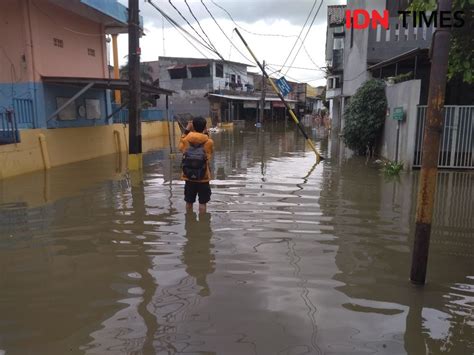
top-left (279, 0), bottom-right (319, 72)
top-left (284, 0), bottom-right (325, 75)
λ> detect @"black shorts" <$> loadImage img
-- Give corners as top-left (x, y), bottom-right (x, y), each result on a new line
top-left (184, 181), bottom-right (211, 204)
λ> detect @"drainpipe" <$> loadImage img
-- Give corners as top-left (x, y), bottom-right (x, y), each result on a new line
top-left (24, 0), bottom-right (39, 128)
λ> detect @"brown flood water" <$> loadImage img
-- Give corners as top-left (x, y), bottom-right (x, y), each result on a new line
top-left (0, 124), bottom-right (473, 354)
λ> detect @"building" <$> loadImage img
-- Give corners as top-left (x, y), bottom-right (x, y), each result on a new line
top-left (157, 57), bottom-right (298, 125)
top-left (325, 5), bottom-right (346, 134)
top-left (325, 0), bottom-right (473, 169)
top-left (0, 0), bottom-right (175, 179)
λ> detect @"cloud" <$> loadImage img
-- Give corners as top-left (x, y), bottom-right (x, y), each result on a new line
top-left (120, 0), bottom-right (345, 29)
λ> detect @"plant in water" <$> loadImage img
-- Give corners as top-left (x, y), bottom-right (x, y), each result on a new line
top-left (379, 160), bottom-right (404, 176)
top-left (343, 79), bottom-right (387, 155)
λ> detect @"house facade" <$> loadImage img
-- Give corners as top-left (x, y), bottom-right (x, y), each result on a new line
top-left (0, 0), bottom-right (175, 179)
top-left (325, 0), bottom-right (473, 169)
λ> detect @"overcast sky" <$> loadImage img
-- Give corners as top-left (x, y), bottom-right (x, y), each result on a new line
top-left (116, 0), bottom-right (345, 86)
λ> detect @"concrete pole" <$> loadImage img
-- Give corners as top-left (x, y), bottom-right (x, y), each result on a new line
top-left (258, 60), bottom-right (265, 128)
top-left (112, 34), bottom-right (121, 104)
top-left (410, 0), bottom-right (452, 285)
top-left (128, 0), bottom-right (142, 170)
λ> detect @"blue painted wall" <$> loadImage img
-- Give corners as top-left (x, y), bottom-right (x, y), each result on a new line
top-left (0, 82), bottom-right (112, 129)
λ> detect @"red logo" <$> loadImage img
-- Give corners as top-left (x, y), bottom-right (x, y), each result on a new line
top-left (345, 10), bottom-right (389, 29)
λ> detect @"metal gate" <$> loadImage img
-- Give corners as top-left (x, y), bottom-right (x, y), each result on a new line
top-left (414, 106), bottom-right (474, 169)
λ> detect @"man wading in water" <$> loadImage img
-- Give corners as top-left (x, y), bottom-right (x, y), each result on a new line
top-left (179, 117), bottom-right (214, 213)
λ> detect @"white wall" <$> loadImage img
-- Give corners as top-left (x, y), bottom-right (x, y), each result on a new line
top-left (342, 0), bottom-right (386, 97)
top-left (380, 79), bottom-right (421, 168)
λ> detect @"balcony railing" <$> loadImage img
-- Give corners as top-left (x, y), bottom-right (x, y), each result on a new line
top-left (368, 17), bottom-right (433, 63)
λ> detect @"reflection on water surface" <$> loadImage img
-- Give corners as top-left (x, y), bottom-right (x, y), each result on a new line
top-left (0, 124), bottom-right (472, 354)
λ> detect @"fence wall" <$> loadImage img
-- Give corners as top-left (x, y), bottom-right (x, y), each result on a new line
top-left (414, 106), bottom-right (473, 169)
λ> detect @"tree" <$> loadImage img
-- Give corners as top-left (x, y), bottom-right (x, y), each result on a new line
top-left (342, 79), bottom-right (387, 155)
top-left (408, 0), bottom-right (473, 84)
top-left (119, 62), bottom-right (157, 107)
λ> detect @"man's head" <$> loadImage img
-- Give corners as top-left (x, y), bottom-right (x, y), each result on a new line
top-left (192, 116), bottom-right (207, 133)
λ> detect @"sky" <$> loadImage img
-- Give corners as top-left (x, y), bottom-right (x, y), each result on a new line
top-left (116, 0), bottom-right (345, 86)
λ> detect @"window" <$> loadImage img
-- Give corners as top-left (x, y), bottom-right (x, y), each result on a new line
top-left (189, 64), bottom-right (210, 78)
top-left (85, 99), bottom-right (101, 119)
top-left (334, 25), bottom-right (344, 34)
top-left (334, 77), bottom-right (340, 88)
top-left (56, 97), bottom-right (76, 120)
top-left (168, 66), bottom-right (187, 79)
top-left (386, 28), bottom-right (391, 41)
top-left (413, 27), bottom-right (418, 40)
top-left (87, 48), bottom-right (96, 57)
top-left (231, 74), bottom-right (236, 83)
top-left (53, 38), bottom-right (64, 48)
top-left (395, 23), bottom-right (400, 41)
top-left (376, 25), bottom-right (381, 42)
top-left (333, 37), bottom-right (344, 50)
top-left (215, 63), bottom-right (223, 78)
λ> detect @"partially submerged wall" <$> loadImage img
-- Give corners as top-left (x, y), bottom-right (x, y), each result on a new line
top-left (0, 122), bottom-right (180, 180)
top-left (379, 79), bottom-right (421, 169)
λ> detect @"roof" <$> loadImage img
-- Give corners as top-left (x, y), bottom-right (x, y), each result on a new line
top-left (367, 48), bottom-right (429, 71)
top-left (159, 56), bottom-right (255, 68)
top-left (46, 0), bottom-right (142, 34)
top-left (208, 93), bottom-right (297, 103)
top-left (42, 76), bottom-right (174, 95)
top-left (328, 5), bottom-right (346, 26)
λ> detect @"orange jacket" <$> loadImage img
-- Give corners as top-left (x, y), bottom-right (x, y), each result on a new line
top-left (179, 132), bottom-right (214, 182)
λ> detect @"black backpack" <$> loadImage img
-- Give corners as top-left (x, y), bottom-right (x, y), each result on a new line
top-left (182, 143), bottom-right (207, 180)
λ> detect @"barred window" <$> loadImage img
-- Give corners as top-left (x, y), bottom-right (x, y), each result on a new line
top-left (53, 38), bottom-right (64, 48)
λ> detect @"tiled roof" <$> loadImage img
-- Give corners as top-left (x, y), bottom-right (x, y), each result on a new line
top-left (328, 5), bottom-right (346, 25)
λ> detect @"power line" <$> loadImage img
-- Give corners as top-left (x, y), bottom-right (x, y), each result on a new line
top-left (167, 0), bottom-right (217, 54)
top-left (280, 0), bottom-right (319, 72)
top-left (147, 0), bottom-right (213, 58)
top-left (208, 0), bottom-right (324, 75)
top-left (184, 0), bottom-right (219, 54)
top-left (210, 0), bottom-right (298, 38)
top-left (200, 0), bottom-right (253, 64)
top-left (284, 0), bottom-right (324, 76)
top-left (267, 64), bottom-right (326, 72)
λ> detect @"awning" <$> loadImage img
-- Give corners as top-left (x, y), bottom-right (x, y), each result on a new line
top-left (188, 63), bottom-right (209, 68)
top-left (167, 65), bottom-right (186, 70)
top-left (367, 48), bottom-right (428, 71)
top-left (42, 76), bottom-right (174, 95)
top-left (208, 93), bottom-right (297, 103)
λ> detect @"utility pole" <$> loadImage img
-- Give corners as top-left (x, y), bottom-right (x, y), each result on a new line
top-left (112, 34), bottom-right (121, 104)
top-left (258, 60), bottom-right (265, 128)
top-left (128, 0), bottom-right (142, 170)
top-left (410, 0), bottom-right (452, 285)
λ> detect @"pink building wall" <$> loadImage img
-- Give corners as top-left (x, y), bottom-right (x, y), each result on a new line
top-left (0, 0), bottom-right (108, 84)
top-left (0, 0), bottom-right (28, 84)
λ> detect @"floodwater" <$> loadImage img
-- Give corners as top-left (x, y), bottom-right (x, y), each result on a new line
top-left (0, 123), bottom-right (472, 354)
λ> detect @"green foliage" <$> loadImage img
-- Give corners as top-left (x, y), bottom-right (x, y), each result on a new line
top-left (392, 71), bottom-right (413, 84)
top-left (408, 0), bottom-right (474, 84)
top-left (119, 62), bottom-right (157, 107)
top-left (380, 160), bottom-right (404, 176)
top-left (343, 79), bottom-right (387, 155)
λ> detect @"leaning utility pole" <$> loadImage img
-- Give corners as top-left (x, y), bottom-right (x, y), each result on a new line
top-left (258, 60), bottom-right (266, 128)
top-left (410, 0), bottom-right (452, 285)
top-left (128, 0), bottom-right (142, 170)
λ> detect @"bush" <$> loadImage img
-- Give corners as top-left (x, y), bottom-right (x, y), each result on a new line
top-left (343, 79), bottom-right (387, 155)
top-left (379, 160), bottom-right (404, 177)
